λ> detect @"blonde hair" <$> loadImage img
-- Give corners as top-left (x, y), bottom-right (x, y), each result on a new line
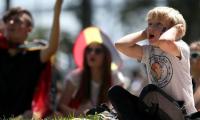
top-left (146, 6), bottom-right (186, 38)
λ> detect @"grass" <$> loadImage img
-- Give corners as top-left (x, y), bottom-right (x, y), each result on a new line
top-left (10, 114), bottom-right (102, 120)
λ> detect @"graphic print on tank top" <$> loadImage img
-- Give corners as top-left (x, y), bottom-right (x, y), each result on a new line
top-left (149, 48), bottom-right (173, 88)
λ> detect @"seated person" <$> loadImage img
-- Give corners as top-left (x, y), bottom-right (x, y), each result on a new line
top-left (57, 42), bottom-right (124, 116)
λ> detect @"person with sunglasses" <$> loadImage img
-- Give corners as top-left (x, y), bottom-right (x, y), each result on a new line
top-left (190, 41), bottom-right (200, 111)
top-left (0, 0), bottom-right (62, 118)
top-left (57, 42), bottom-right (124, 116)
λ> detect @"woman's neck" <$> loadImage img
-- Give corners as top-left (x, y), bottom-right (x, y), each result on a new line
top-left (91, 67), bottom-right (102, 83)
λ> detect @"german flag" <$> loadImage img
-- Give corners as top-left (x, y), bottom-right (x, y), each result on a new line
top-left (73, 26), bottom-right (122, 70)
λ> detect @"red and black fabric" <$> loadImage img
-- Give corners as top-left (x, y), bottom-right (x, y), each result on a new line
top-left (0, 33), bottom-right (8, 49)
top-left (0, 33), bottom-right (52, 118)
top-left (68, 98), bottom-right (81, 109)
top-left (32, 61), bottom-right (52, 118)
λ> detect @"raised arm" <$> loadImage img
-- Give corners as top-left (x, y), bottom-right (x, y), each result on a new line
top-left (115, 30), bottom-right (146, 60)
top-left (156, 24), bottom-right (184, 59)
top-left (40, 0), bottom-right (62, 63)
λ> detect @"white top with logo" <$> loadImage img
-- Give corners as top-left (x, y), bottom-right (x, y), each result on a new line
top-left (141, 40), bottom-right (197, 115)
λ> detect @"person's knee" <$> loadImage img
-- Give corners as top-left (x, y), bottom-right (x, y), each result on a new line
top-left (108, 85), bottom-right (123, 100)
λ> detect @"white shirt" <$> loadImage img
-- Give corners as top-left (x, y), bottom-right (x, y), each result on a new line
top-left (141, 40), bottom-right (197, 114)
top-left (64, 68), bottom-right (124, 110)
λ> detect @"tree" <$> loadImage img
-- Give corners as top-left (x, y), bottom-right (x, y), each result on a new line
top-left (65, 0), bottom-right (92, 29)
top-left (5, 0), bottom-right (11, 11)
top-left (80, 0), bottom-right (92, 28)
top-left (167, 0), bottom-right (200, 43)
top-left (119, 0), bottom-right (156, 33)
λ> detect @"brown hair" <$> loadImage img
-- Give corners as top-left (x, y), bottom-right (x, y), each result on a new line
top-left (75, 42), bottom-right (112, 105)
top-left (3, 7), bottom-right (34, 27)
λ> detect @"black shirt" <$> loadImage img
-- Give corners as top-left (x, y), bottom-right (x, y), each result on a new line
top-left (0, 48), bottom-right (46, 118)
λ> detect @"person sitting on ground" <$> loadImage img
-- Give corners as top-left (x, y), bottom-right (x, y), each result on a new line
top-left (109, 6), bottom-right (197, 120)
top-left (57, 42), bottom-right (124, 116)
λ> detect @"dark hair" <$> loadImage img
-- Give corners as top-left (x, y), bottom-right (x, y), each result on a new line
top-left (75, 42), bottom-right (112, 105)
top-left (3, 7), bottom-right (34, 27)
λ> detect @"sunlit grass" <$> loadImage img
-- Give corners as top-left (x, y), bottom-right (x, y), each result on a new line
top-left (45, 114), bottom-right (101, 120)
top-left (10, 113), bottom-right (102, 120)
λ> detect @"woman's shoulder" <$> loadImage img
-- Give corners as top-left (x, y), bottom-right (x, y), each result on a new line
top-left (65, 68), bottom-right (82, 85)
top-left (68, 68), bottom-right (82, 76)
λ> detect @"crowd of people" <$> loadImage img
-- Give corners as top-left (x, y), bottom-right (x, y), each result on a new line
top-left (0, 1), bottom-right (200, 119)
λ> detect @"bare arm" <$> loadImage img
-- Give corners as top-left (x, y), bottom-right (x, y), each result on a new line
top-left (40, 0), bottom-right (62, 63)
top-left (115, 30), bottom-right (147, 60)
top-left (57, 80), bottom-right (77, 115)
top-left (156, 24), bottom-right (184, 58)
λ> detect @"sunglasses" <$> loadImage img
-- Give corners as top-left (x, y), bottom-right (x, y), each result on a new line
top-left (87, 47), bottom-right (103, 55)
top-left (190, 52), bottom-right (200, 59)
top-left (7, 18), bottom-right (23, 25)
